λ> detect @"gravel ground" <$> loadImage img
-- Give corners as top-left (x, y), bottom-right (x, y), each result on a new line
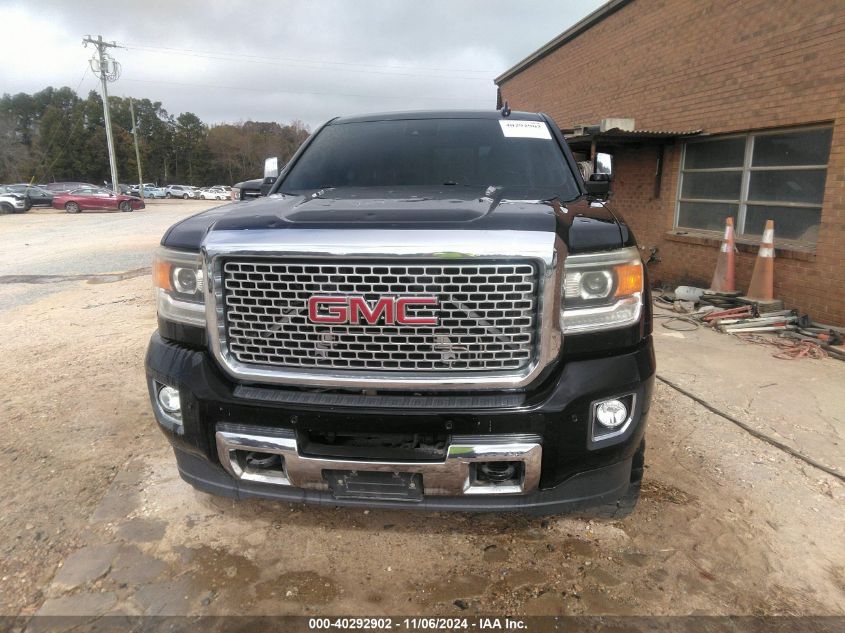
top-left (0, 200), bottom-right (214, 312)
top-left (0, 200), bottom-right (843, 618)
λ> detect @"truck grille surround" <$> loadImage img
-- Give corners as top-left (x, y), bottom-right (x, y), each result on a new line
top-left (221, 260), bottom-right (539, 372)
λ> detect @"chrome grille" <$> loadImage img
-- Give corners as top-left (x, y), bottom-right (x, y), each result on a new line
top-left (221, 260), bottom-right (538, 372)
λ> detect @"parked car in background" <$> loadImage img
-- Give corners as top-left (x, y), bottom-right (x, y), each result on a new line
top-left (165, 185), bottom-right (198, 199)
top-left (142, 186), bottom-right (167, 199)
top-left (105, 183), bottom-right (134, 195)
top-left (41, 182), bottom-right (95, 193)
top-left (129, 182), bottom-right (153, 195)
top-left (231, 157), bottom-right (280, 201)
top-left (129, 183), bottom-right (167, 198)
top-left (230, 177), bottom-right (264, 201)
top-left (199, 187), bottom-right (228, 200)
top-left (52, 186), bottom-right (146, 213)
top-left (4, 184), bottom-right (54, 207)
top-left (0, 188), bottom-right (32, 214)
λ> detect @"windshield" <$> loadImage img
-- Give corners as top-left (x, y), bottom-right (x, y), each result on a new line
top-left (281, 118), bottom-right (580, 199)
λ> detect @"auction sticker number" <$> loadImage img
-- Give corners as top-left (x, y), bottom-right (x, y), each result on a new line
top-left (499, 119), bottom-right (552, 139)
top-left (309, 618), bottom-right (395, 629)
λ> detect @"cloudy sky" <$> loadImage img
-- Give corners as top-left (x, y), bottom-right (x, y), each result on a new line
top-left (0, 0), bottom-right (604, 128)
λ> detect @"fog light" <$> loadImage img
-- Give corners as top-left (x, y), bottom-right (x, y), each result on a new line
top-left (478, 461), bottom-right (518, 483)
top-left (595, 399), bottom-right (628, 428)
top-left (158, 385), bottom-right (181, 416)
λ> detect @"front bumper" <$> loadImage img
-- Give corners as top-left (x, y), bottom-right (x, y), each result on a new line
top-left (145, 333), bottom-right (655, 513)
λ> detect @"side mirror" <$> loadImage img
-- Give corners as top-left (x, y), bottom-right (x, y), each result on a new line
top-left (595, 152), bottom-right (613, 179)
top-left (264, 156), bottom-right (279, 179)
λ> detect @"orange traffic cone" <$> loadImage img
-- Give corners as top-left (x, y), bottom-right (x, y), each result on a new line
top-left (746, 220), bottom-right (775, 300)
top-left (710, 217), bottom-right (736, 292)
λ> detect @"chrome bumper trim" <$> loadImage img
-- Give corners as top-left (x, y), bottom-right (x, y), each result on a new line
top-left (215, 425), bottom-right (542, 496)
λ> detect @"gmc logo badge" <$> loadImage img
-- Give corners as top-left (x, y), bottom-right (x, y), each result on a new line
top-left (307, 296), bottom-right (438, 326)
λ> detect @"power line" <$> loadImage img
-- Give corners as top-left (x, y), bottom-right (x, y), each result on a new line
top-left (120, 46), bottom-right (491, 81)
top-left (118, 42), bottom-right (496, 77)
top-left (119, 76), bottom-right (491, 103)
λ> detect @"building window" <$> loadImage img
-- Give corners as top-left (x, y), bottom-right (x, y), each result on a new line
top-left (677, 126), bottom-right (832, 244)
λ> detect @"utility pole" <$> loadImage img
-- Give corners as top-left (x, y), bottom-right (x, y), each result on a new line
top-left (129, 98), bottom-right (144, 198)
top-left (83, 35), bottom-right (121, 193)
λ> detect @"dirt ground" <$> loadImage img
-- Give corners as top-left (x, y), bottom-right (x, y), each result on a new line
top-left (0, 200), bottom-right (843, 618)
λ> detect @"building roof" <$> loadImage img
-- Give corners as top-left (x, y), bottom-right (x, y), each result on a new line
top-left (566, 127), bottom-right (703, 141)
top-left (495, 0), bottom-right (634, 85)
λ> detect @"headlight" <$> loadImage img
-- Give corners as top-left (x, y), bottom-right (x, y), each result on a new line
top-left (562, 246), bottom-right (643, 333)
top-left (153, 247), bottom-right (206, 327)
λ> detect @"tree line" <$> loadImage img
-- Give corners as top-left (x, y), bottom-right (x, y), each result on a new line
top-left (0, 86), bottom-right (310, 186)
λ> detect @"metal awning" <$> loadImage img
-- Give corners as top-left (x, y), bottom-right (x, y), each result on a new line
top-left (565, 126), bottom-right (704, 199)
top-left (565, 127), bottom-right (703, 150)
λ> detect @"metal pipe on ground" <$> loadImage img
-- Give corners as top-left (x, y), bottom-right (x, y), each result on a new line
top-left (717, 316), bottom-right (797, 327)
top-left (723, 324), bottom-right (798, 333)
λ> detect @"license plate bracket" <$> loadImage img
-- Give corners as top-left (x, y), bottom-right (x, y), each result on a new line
top-left (324, 469), bottom-right (423, 502)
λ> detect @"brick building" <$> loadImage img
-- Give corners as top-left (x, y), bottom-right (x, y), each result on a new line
top-left (495, 0), bottom-right (845, 325)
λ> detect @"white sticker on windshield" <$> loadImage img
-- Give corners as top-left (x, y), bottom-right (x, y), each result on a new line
top-left (499, 119), bottom-right (552, 139)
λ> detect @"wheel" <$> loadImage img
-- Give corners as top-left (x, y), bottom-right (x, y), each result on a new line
top-left (0, 202), bottom-right (13, 214)
top-left (182, 193), bottom-right (189, 199)
top-left (119, 201), bottom-right (132, 212)
top-left (65, 201), bottom-right (81, 214)
top-left (589, 480), bottom-right (642, 519)
top-left (165, 192), bottom-right (172, 199)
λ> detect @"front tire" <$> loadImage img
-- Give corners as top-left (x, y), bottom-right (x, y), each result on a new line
top-left (119, 201), bottom-right (132, 212)
top-left (65, 201), bottom-right (81, 214)
top-left (585, 439), bottom-right (645, 519)
top-left (182, 193), bottom-right (189, 200)
top-left (0, 202), bottom-right (13, 214)
top-left (165, 192), bottom-right (172, 199)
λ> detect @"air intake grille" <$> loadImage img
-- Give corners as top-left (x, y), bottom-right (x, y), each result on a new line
top-left (222, 260), bottom-right (538, 372)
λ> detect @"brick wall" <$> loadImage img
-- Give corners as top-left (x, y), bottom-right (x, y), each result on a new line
top-left (499, 0), bottom-right (845, 325)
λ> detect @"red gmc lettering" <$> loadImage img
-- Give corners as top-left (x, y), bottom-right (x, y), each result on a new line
top-left (395, 297), bottom-right (438, 325)
top-left (348, 297), bottom-right (394, 325)
top-left (308, 296), bottom-right (348, 324)
top-left (308, 296), bottom-right (438, 326)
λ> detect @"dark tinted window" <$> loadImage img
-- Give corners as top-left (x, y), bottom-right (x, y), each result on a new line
top-left (752, 128), bottom-right (832, 167)
top-left (684, 138), bottom-right (745, 169)
top-left (282, 118), bottom-right (579, 199)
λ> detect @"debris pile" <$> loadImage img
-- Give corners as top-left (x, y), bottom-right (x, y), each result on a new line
top-left (654, 287), bottom-right (845, 362)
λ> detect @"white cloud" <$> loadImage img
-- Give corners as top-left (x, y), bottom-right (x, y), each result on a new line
top-left (2, 0), bottom-right (606, 127)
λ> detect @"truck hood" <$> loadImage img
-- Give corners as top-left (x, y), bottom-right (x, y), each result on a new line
top-left (161, 186), bottom-right (632, 254)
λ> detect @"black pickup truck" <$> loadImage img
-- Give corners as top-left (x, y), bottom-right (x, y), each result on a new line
top-left (145, 110), bottom-right (654, 516)
top-left (230, 157), bottom-right (280, 201)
